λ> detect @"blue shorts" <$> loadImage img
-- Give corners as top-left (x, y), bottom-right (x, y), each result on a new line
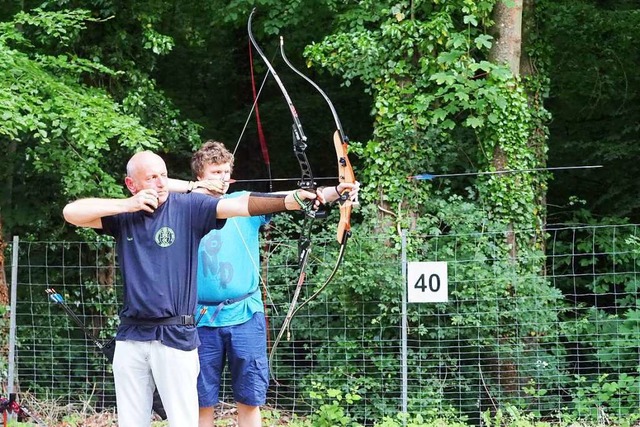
top-left (197, 312), bottom-right (269, 407)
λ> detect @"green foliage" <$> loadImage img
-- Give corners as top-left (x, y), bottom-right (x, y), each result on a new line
top-left (288, 383), bottom-right (470, 427)
top-left (211, 0), bottom-right (341, 34)
top-left (570, 373), bottom-right (640, 424)
top-left (264, 209), bottom-right (569, 421)
top-left (481, 406), bottom-right (552, 427)
top-left (301, 7), bottom-right (554, 338)
top-left (0, 8), bottom-right (163, 238)
top-left (547, 220), bottom-right (640, 422)
top-left (307, 383), bottom-right (363, 427)
top-left (262, 214), bottom-right (640, 424)
top-left (303, 0), bottom-right (541, 219)
top-left (0, 5), bottom-right (204, 239)
top-left (297, 3), bottom-right (563, 420)
top-left (5, 8), bottom-right (95, 48)
top-left (374, 413), bottom-right (469, 427)
top-left (404, 225), bottom-right (568, 418)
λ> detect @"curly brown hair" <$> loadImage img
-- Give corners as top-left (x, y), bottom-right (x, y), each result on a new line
top-left (190, 140), bottom-right (234, 178)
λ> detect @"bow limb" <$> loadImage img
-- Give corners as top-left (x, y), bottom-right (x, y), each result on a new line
top-left (279, 36), bottom-right (347, 145)
top-left (279, 37), bottom-right (356, 242)
top-left (267, 218), bottom-right (314, 384)
top-left (267, 244), bottom-right (309, 374)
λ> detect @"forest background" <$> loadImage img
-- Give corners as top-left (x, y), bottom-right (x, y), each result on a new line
top-left (1, 0), bottom-right (640, 426)
top-left (2, 0), bottom-right (639, 243)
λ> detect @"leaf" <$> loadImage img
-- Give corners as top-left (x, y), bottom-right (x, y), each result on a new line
top-left (474, 34), bottom-right (493, 49)
top-left (465, 116), bottom-right (484, 128)
top-left (463, 14), bottom-right (478, 26)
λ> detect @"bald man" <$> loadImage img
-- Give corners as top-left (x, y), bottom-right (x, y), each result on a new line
top-left (63, 151), bottom-right (318, 427)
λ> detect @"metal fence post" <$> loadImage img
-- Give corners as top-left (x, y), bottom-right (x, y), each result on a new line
top-left (8, 235), bottom-right (19, 395)
top-left (401, 229), bottom-right (408, 426)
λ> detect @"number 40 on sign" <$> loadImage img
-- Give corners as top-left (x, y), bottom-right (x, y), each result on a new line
top-left (407, 262), bottom-right (448, 303)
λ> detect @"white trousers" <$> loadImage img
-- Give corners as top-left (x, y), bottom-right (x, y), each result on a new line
top-left (113, 340), bottom-right (200, 427)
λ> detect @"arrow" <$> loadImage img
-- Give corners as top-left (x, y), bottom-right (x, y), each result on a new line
top-left (409, 165), bottom-right (603, 180)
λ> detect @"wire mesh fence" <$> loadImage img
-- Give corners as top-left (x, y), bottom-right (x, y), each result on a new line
top-left (3, 223), bottom-right (640, 424)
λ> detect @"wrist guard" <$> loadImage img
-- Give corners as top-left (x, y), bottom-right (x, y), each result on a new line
top-left (248, 192), bottom-right (287, 215)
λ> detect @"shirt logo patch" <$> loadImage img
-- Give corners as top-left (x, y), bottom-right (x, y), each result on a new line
top-left (155, 227), bottom-right (175, 248)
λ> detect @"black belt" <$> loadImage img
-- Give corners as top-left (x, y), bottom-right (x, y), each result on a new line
top-left (198, 288), bottom-right (259, 325)
top-left (120, 314), bottom-right (195, 326)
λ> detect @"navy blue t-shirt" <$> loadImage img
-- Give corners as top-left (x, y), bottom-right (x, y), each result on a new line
top-left (101, 193), bottom-right (224, 351)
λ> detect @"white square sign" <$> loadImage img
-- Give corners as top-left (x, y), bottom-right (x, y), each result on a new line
top-left (407, 261), bottom-right (448, 303)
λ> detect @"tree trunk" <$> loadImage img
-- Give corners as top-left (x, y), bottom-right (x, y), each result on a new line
top-left (490, 0), bottom-right (523, 75)
top-left (485, 0), bottom-right (526, 406)
top-left (489, 0), bottom-right (524, 262)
